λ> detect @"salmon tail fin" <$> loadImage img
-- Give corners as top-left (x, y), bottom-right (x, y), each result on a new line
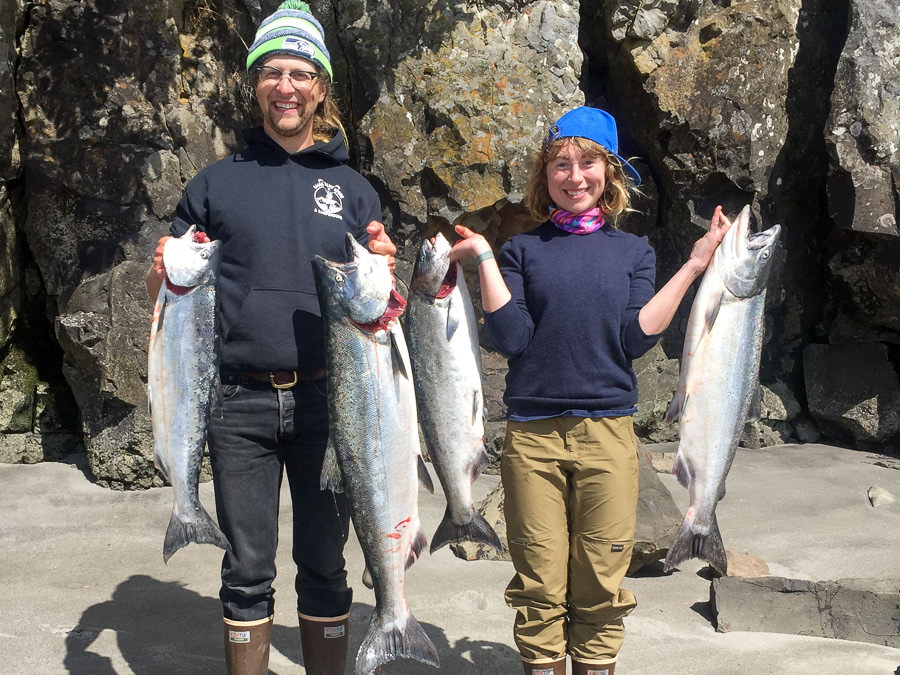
top-left (672, 450), bottom-right (691, 489)
top-left (429, 506), bottom-right (503, 554)
top-left (663, 514), bottom-right (727, 576)
top-left (163, 507), bottom-right (231, 564)
top-left (356, 611), bottom-right (439, 675)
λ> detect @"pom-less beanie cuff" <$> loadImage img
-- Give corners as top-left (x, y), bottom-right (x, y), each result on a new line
top-left (246, 1), bottom-right (332, 80)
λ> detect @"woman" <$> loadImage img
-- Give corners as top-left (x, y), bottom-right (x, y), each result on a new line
top-left (450, 106), bottom-right (731, 675)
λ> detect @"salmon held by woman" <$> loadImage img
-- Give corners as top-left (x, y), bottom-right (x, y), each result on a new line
top-left (664, 205), bottom-right (781, 575)
top-left (406, 232), bottom-right (503, 555)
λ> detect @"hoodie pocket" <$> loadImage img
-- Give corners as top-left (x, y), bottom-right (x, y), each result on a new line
top-left (224, 288), bottom-right (323, 367)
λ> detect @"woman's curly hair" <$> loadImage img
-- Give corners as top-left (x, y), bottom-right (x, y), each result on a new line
top-left (525, 136), bottom-right (635, 227)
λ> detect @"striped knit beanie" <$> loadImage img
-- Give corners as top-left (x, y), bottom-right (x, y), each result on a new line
top-left (246, 1), bottom-right (332, 80)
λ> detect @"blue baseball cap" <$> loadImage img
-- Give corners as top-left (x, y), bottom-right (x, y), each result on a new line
top-left (547, 107), bottom-right (641, 185)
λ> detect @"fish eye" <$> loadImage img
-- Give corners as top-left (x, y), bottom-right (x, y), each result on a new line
top-left (334, 272), bottom-right (345, 284)
top-left (761, 251), bottom-right (770, 259)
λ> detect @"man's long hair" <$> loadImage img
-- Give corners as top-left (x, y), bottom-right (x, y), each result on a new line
top-left (312, 70), bottom-right (347, 143)
top-left (248, 64), bottom-right (348, 143)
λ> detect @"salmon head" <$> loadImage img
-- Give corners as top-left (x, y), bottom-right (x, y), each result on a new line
top-left (163, 225), bottom-right (221, 288)
top-left (312, 233), bottom-right (393, 324)
top-left (410, 232), bottom-right (453, 298)
top-left (715, 205), bottom-right (781, 298)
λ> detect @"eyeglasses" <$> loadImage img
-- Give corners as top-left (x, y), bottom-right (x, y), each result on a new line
top-left (253, 65), bottom-right (320, 89)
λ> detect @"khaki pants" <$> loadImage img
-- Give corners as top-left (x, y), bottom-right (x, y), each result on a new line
top-left (502, 416), bottom-right (639, 663)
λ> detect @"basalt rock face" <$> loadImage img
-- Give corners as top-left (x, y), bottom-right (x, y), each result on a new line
top-left (11, 0), bottom-right (250, 486)
top-left (322, 0), bottom-right (585, 283)
top-left (2, 1), bottom-right (898, 487)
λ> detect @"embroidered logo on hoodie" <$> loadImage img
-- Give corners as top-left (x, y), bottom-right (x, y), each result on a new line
top-left (314, 178), bottom-right (344, 220)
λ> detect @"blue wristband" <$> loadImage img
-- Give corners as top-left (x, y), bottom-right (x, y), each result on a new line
top-left (475, 250), bottom-right (494, 265)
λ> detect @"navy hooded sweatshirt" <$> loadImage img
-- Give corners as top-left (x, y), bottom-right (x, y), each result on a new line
top-left (484, 221), bottom-right (661, 419)
top-left (171, 127), bottom-right (382, 371)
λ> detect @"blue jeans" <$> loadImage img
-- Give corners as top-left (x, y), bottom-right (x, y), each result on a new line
top-left (208, 375), bottom-right (352, 621)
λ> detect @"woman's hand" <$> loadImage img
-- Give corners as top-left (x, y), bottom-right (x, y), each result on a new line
top-left (449, 224), bottom-right (511, 312)
top-left (637, 205), bottom-right (733, 335)
top-left (686, 205), bottom-right (732, 276)
top-left (449, 224), bottom-right (492, 263)
top-left (367, 220), bottom-right (397, 273)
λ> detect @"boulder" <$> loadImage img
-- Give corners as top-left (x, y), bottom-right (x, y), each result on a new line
top-left (722, 550), bottom-right (770, 578)
top-left (634, 343), bottom-right (680, 444)
top-left (825, 0), bottom-right (900, 237)
top-left (0, 0), bottom-right (22, 182)
top-left (803, 342), bottom-right (900, 446)
top-left (630, 443), bottom-right (682, 573)
top-left (351, 1), bottom-right (584, 231)
top-left (711, 576), bottom-right (900, 648)
top-left (867, 486), bottom-right (895, 508)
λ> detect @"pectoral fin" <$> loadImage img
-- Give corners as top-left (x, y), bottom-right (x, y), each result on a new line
top-left (389, 322), bottom-right (412, 381)
top-left (746, 384), bottom-right (762, 422)
top-left (702, 290), bottom-right (723, 336)
top-left (319, 438), bottom-right (344, 493)
top-left (417, 456), bottom-right (435, 494)
top-left (446, 300), bottom-right (459, 340)
top-left (672, 449), bottom-right (692, 489)
top-left (665, 391), bottom-right (685, 424)
top-left (471, 390), bottom-right (482, 426)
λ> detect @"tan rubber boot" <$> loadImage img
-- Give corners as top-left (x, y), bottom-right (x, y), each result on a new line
top-left (298, 612), bottom-right (350, 675)
top-left (571, 658), bottom-right (616, 675)
top-left (223, 616), bottom-right (273, 675)
top-left (522, 658), bottom-right (566, 675)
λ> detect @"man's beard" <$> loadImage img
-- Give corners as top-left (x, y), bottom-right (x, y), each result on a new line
top-left (264, 100), bottom-right (318, 139)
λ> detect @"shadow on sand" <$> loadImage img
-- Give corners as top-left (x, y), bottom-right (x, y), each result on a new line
top-left (64, 575), bottom-right (518, 674)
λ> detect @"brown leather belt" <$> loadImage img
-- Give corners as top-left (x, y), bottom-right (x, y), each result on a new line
top-left (223, 368), bottom-right (326, 389)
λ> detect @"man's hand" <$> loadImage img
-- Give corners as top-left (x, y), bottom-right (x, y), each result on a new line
top-left (146, 235), bottom-right (172, 299)
top-left (367, 220), bottom-right (396, 273)
top-left (151, 235), bottom-right (172, 279)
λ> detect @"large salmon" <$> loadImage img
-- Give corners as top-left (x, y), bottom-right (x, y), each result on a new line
top-left (148, 226), bottom-right (230, 563)
top-left (663, 206), bottom-right (780, 575)
top-left (406, 233), bottom-right (502, 554)
top-left (312, 234), bottom-right (439, 675)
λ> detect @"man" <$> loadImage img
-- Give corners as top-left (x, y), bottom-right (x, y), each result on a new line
top-left (146, 2), bottom-right (396, 673)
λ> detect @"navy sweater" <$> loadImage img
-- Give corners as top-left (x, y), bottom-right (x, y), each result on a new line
top-left (171, 127), bottom-right (381, 371)
top-left (484, 221), bottom-right (660, 419)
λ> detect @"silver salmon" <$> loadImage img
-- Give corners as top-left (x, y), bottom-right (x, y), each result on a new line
top-left (663, 206), bottom-right (780, 575)
top-left (148, 226), bottom-right (230, 563)
top-left (312, 234), bottom-right (439, 675)
top-left (406, 233), bottom-right (502, 554)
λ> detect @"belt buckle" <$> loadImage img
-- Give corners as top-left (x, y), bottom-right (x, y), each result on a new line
top-left (269, 371), bottom-right (297, 389)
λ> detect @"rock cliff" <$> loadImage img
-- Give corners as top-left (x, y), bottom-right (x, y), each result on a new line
top-left (1, 0), bottom-right (897, 487)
